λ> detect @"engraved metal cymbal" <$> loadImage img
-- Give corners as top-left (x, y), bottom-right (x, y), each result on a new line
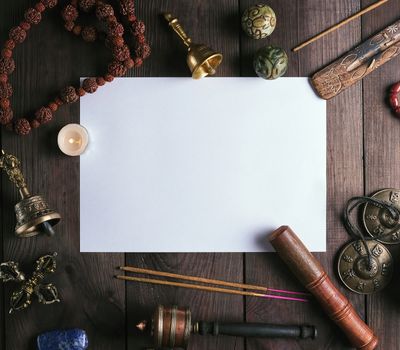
top-left (363, 188), bottom-right (400, 244)
top-left (337, 240), bottom-right (393, 294)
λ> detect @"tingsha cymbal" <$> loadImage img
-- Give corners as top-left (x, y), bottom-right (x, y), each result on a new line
top-left (337, 240), bottom-right (393, 294)
top-left (363, 188), bottom-right (400, 244)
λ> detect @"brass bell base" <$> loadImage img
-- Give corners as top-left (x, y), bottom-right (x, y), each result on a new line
top-left (187, 44), bottom-right (223, 79)
top-left (15, 195), bottom-right (61, 238)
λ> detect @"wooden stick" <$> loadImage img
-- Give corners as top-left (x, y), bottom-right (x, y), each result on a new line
top-left (115, 275), bottom-right (309, 302)
top-left (292, 0), bottom-right (389, 52)
top-left (119, 266), bottom-right (309, 296)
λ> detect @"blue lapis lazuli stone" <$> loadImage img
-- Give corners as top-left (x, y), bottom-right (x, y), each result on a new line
top-left (37, 329), bottom-right (89, 350)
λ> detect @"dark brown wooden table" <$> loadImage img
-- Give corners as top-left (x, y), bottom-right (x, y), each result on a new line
top-left (1, 0), bottom-right (400, 349)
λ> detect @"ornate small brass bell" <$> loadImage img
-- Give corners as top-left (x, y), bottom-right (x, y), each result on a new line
top-left (163, 13), bottom-right (223, 79)
top-left (0, 150), bottom-right (61, 238)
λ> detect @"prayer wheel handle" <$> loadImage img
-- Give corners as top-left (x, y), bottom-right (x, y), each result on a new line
top-left (193, 321), bottom-right (316, 339)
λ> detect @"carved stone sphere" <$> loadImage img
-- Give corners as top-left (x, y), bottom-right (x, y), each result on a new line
top-left (242, 4), bottom-right (276, 39)
top-left (253, 45), bottom-right (288, 80)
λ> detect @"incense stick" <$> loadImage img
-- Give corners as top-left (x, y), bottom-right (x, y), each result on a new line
top-left (119, 266), bottom-right (310, 297)
top-left (292, 0), bottom-right (389, 52)
top-left (115, 275), bottom-right (308, 302)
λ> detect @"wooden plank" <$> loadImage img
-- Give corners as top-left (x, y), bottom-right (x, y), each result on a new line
top-left (126, 1), bottom-right (244, 350)
top-left (0, 1), bottom-right (125, 349)
top-left (361, 0), bottom-right (400, 348)
top-left (242, 1), bottom-right (365, 349)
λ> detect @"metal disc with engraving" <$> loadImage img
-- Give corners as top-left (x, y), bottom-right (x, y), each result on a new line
top-left (363, 188), bottom-right (400, 244)
top-left (337, 240), bottom-right (393, 294)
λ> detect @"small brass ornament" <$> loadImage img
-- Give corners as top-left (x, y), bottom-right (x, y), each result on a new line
top-left (163, 13), bottom-right (223, 79)
top-left (0, 253), bottom-right (60, 313)
top-left (241, 4), bottom-right (277, 39)
top-left (338, 240), bottom-right (393, 294)
top-left (0, 150), bottom-right (61, 238)
top-left (337, 195), bottom-right (398, 294)
top-left (363, 188), bottom-right (400, 244)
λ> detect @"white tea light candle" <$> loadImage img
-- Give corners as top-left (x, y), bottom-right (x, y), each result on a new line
top-left (58, 124), bottom-right (89, 156)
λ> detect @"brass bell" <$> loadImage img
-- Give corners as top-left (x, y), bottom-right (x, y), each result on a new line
top-left (0, 150), bottom-right (61, 238)
top-left (163, 13), bottom-right (223, 79)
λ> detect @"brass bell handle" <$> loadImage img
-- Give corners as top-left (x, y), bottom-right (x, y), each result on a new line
top-left (0, 149), bottom-right (30, 198)
top-left (163, 13), bottom-right (192, 47)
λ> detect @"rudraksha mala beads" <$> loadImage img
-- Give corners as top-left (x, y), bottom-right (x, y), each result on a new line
top-left (0, 0), bottom-right (150, 136)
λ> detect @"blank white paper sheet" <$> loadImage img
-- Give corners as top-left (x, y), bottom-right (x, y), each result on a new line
top-left (80, 77), bottom-right (326, 253)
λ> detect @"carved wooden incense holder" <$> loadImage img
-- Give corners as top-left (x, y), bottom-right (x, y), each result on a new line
top-left (269, 226), bottom-right (378, 350)
top-left (312, 19), bottom-right (400, 99)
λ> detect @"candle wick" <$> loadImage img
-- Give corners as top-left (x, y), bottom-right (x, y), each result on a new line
top-left (68, 138), bottom-right (81, 145)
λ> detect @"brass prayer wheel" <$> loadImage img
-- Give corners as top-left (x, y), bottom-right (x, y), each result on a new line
top-left (0, 150), bottom-right (61, 238)
top-left (140, 305), bottom-right (316, 349)
top-left (152, 305), bottom-right (191, 348)
top-left (363, 188), bottom-right (400, 244)
top-left (163, 13), bottom-right (223, 79)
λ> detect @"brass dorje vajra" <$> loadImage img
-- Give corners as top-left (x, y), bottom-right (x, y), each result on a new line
top-left (0, 150), bottom-right (61, 238)
top-left (0, 253), bottom-right (60, 313)
top-left (163, 12), bottom-right (223, 79)
top-left (338, 194), bottom-right (397, 294)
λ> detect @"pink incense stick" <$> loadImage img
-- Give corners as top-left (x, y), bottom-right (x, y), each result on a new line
top-left (263, 294), bottom-right (309, 303)
top-left (267, 288), bottom-right (311, 296)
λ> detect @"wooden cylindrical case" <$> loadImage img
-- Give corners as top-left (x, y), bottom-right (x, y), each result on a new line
top-left (269, 226), bottom-right (378, 350)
